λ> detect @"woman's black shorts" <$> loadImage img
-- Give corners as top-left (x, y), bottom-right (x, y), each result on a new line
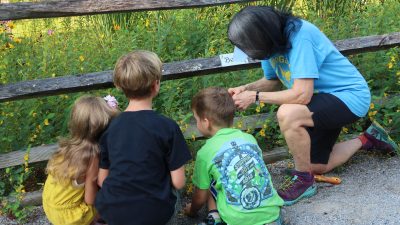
top-left (306, 93), bottom-right (361, 164)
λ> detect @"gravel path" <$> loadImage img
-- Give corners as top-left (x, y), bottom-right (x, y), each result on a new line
top-left (1, 152), bottom-right (399, 225)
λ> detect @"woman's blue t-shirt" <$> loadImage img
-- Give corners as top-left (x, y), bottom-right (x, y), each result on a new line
top-left (261, 20), bottom-right (371, 117)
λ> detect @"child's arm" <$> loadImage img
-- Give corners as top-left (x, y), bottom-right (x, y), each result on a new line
top-left (170, 165), bottom-right (186, 190)
top-left (97, 168), bottom-right (109, 188)
top-left (184, 187), bottom-right (208, 217)
top-left (84, 156), bottom-right (99, 205)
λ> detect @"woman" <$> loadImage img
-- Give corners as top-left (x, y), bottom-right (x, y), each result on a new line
top-left (227, 6), bottom-right (398, 205)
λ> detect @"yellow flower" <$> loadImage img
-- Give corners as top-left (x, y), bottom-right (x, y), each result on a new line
top-left (260, 102), bottom-right (265, 108)
top-left (384, 92), bottom-right (388, 97)
top-left (259, 129), bottom-right (266, 137)
top-left (6, 21), bottom-right (14, 29)
top-left (255, 106), bottom-right (261, 113)
top-left (191, 134), bottom-right (196, 141)
top-left (44, 118), bottom-right (49, 125)
top-left (209, 47), bottom-right (215, 55)
top-left (32, 112), bottom-right (37, 117)
top-left (236, 121), bottom-right (243, 129)
top-left (368, 111), bottom-right (377, 118)
top-left (391, 56), bottom-right (396, 62)
top-left (24, 168), bottom-right (29, 173)
top-left (24, 153), bottom-right (29, 161)
top-left (113, 24), bottom-right (121, 31)
top-left (186, 184), bottom-right (193, 194)
top-left (342, 127), bottom-right (348, 133)
top-left (5, 42), bottom-right (14, 49)
top-left (14, 38), bottom-right (22, 43)
top-left (387, 62), bottom-right (393, 69)
top-left (370, 103), bottom-right (375, 109)
top-left (79, 55), bottom-right (85, 62)
top-left (145, 19), bottom-right (150, 28)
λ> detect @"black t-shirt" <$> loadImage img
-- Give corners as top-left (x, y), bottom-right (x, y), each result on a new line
top-left (95, 110), bottom-right (192, 225)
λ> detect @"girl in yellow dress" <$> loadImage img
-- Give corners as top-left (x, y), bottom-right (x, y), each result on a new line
top-left (43, 95), bottom-right (119, 225)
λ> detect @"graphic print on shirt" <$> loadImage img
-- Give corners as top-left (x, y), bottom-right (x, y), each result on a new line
top-left (212, 139), bottom-right (273, 210)
top-left (270, 55), bottom-right (292, 88)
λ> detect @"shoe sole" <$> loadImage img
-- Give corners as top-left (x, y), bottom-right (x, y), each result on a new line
top-left (283, 184), bottom-right (317, 206)
top-left (370, 121), bottom-right (400, 155)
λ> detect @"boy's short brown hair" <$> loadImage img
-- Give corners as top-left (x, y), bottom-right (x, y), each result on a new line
top-left (113, 50), bottom-right (162, 99)
top-left (191, 87), bottom-right (236, 127)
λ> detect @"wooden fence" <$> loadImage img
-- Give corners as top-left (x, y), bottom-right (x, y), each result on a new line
top-left (1, 0), bottom-right (400, 171)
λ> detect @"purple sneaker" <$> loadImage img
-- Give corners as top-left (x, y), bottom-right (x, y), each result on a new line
top-left (362, 121), bottom-right (399, 155)
top-left (278, 171), bottom-right (317, 206)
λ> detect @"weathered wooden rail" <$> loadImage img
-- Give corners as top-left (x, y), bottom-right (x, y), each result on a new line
top-left (0, 0), bottom-right (257, 21)
top-left (1, 32), bottom-right (399, 103)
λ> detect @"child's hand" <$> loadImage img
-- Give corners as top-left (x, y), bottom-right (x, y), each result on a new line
top-left (228, 85), bottom-right (246, 96)
top-left (183, 203), bottom-right (196, 217)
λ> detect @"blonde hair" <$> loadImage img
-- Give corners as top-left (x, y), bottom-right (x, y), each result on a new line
top-left (113, 50), bottom-right (162, 99)
top-left (46, 96), bottom-right (119, 183)
top-left (191, 87), bottom-right (236, 127)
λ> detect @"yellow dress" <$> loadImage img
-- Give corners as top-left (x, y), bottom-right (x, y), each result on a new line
top-left (42, 174), bottom-right (96, 225)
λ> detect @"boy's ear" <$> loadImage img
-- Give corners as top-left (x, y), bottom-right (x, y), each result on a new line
top-left (203, 117), bottom-right (212, 130)
top-left (152, 80), bottom-right (160, 94)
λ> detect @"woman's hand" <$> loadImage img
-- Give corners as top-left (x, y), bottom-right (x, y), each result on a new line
top-left (228, 85), bottom-right (246, 96)
top-left (232, 91), bottom-right (257, 110)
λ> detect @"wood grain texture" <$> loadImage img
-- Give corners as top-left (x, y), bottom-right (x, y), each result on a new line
top-left (0, 144), bottom-right (58, 169)
top-left (0, 0), bottom-right (256, 20)
top-left (1, 32), bottom-right (399, 103)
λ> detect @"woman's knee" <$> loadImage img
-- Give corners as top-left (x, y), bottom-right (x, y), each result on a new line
top-left (277, 104), bottom-right (295, 125)
top-left (277, 104), bottom-right (313, 130)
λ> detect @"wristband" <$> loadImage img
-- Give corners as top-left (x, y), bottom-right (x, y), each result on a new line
top-left (255, 91), bottom-right (260, 105)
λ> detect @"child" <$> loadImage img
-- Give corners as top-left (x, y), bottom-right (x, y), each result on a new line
top-left (184, 87), bottom-right (284, 225)
top-left (43, 95), bottom-right (119, 225)
top-left (95, 50), bottom-right (192, 225)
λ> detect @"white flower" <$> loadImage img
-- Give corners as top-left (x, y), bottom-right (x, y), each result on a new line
top-left (103, 95), bottom-right (118, 109)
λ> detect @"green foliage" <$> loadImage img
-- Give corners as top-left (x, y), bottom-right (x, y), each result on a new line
top-left (0, 2), bottom-right (399, 220)
top-left (0, 147), bottom-right (33, 223)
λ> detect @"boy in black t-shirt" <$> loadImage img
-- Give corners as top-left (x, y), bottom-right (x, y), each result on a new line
top-left (95, 50), bottom-right (192, 225)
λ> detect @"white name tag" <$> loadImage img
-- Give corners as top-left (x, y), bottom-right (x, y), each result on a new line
top-left (219, 53), bottom-right (249, 67)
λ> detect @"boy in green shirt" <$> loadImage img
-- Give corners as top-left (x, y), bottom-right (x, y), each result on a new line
top-left (184, 87), bottom-right (284, 225)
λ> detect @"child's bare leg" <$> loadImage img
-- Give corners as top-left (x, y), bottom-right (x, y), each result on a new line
top-left (205, 191), bottom-right (223, 224)
top-left (207, 193), bottom-right (217, 211)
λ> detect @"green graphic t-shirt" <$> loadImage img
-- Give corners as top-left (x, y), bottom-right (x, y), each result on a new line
top-left (193, 128), bottom-right (283, 225)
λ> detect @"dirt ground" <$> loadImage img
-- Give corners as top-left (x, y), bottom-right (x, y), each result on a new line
top-left (1, 151), bottom-right (399, 225)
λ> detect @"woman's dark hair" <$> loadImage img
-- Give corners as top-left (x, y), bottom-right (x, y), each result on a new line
top-left (228, 6), bottom-right (301, 60)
